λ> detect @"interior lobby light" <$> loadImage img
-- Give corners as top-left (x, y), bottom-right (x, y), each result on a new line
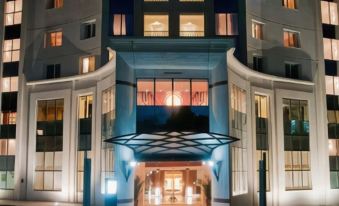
top-left (165, 94), bottom-right (183, 106)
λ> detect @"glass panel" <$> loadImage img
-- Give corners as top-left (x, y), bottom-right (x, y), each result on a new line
top-left (216, 14), bottom-right (226, 36)
top-left (324, 38), bottom-right (333, 60)
top-left (54, 172), bottom-right (62, 190)
top-left (34, 172), bottom-right (44, 190)
top-left (0, 172), bottom-right (7, 189)
top-left (137, 80), bottom-right (154, 106)
top-left (173, 79), bottom-right (190, 106)
top-left (192, 80), bottom-right (208, 106)
top-left (35, 152), bottom-right (44, 171)
top-left (326, 76), bottom-right (334, 95)
top-left (322, 1), bottom-right (330, 24)
top-left (155, 79), bottom-right (172, 106)
top-left (6, 171), bottom-right (14, 189)
top-left (180, 14), bottom-right (204, 37)
top-left (54, 152), bottom-right (62, 171)
top-left (332, 39), bottom-right (339, 61)
top-left (8, 139), bottom-right (15, 155)
top-left (44, 171), bottom-right (54, 190)
top-left (47, 100), bottom-right (56, 121)
top-left (144, 15), bottom-right (169, 37)
top-left (0, 140), bottom-right (7, 155)
top-left (329, 140), bottom-right (338, 156)
top-left (330, 2), bottom-right (339, 25)
top-left (44, 152), bottom-right (54, 171)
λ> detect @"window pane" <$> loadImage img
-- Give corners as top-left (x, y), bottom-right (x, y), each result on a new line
top-left (137, 80), bottom-right (154, 106)
top-left (326, 76), bottom-right (334, 95)
top-left (192, 80), bottom-right (208, 106)
top-left (227, 13), bottom-right (238, 35)
top-left (34, 172), bottom-right (44, 190)
top-left (44, 171), bottom-right (54, 190)
top-left (0, 172), bottom-right (7, 189)
top-left (155, 79), bottom-right (172, 106)
top-left (7, 139), bottom-right (15, 155)
top-left (324, 38), bottom-right (333, 60)
top-left (216, 14), bottom-right (226, 36)
top-left (54, 171), bottom-right (62, 190)
top-left (322, 1), bottom-right (330, 24)
top-left (44, 152), bottom-right (54, 171)
top-left (173, 79), bottom-right (190, 106)
top-left (54, 152), bottom-right (62, 171)
top-left (6, 171), bottom-right (14, 189)
top-left (330, 2), bottom-right (338, 25)
top-left (35, 152), bottom-right (44, 171)
top-left (0, 140), bottom-right (7, 155)
top-left (180, 14), bottom-right (204, 37)
top-left (5, 1), bottom-right (14, 13)
top-left (47, 100), bottom-right (56, 121)
top-left (144, 15), bottom-right (169, 37)
top-left (332, 39), bottom-right (339, 61)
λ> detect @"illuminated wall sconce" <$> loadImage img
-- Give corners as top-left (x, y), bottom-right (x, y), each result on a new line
top-left (121, 160), bottom-right (137, 181)
top-left (204, 160), bottom-right (222, 181)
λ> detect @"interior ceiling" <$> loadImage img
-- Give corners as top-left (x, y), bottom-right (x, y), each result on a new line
top-left (105, 132), bottom-right (238, 161)
top-left (118, 52), bottom-right (225, 70)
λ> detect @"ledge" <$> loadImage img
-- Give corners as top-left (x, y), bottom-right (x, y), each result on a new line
top-left (227, 48), bottom-right (315, 86)
top-left (26, 48), bottom-right (116, 86)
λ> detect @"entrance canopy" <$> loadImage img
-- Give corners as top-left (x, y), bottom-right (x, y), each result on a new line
top-left (105, 132), bottom-right (238, 161)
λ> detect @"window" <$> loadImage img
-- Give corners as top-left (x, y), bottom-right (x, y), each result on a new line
top-left (144, 14), bottom-right (169, 37)
top-left (45, 31), bottom-right (62, 47)
top-left (137, 79), bottom-right (208, 106)
top-left (144, 0), bottom-right (168, 1)
top-left (283, 99), bottom-right (311, 190)
top-left (326, 76), bottom-right (339, 95)
top-left (215, 13), bottom-right (238, 36)
top-left (180, 0), bottom-right (204, 2)
top-left (231, 85), bottom-right (248, 196)
top-left (253, 56), bottom-right (263, 72)
top-left (180, 14), bottom-right (204, 37)
top-left (81, 20), bottom-right (96, 40)
top-left (113, 14), bottom-right (126, 36)
top-left (0, 139), bottom-right (15, 189)
top-left (329, 140), bottom-right (339, 189)
top-left (324, 38), bottom-right (339, 61)
top-left (77, 95), bottom-right (93, 192)
top-left (285, 63), bottom-right (300, 79)
top-left (46, 0), bottom-right (63, 9)
top-left (1, 112), bottom-right (16, 125)
top-left (34, 99), bottom-right (63, 191)
top-left (4, 0), bottom-right (22, 26)
top-left (321, 1), bottom-right (339, 25)
top-left (101, 88), bottom-right (115, 193)
top-left (255, 95), bottom-right (270, 191)
top-left (3, 39), bottom-right (20, 63)
top-left (252, 21), bottom-right (264, 40)
top-left (284, 30), bottom-right (300, 48)
top-left (80, 56), bottom-right (95, 74)
top-left (282, 0), bottom-right (297, 9)
top-left (46, 64), bottom-right (61, 79)
top-left (2, 77), bottom-right (18, 92)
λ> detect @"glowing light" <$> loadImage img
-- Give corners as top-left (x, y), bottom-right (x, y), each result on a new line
top-left (129, 161), bottom-right (137, 167)
top-left (165, 93), bottom-right (182, 106)
top-left (208, 160), bottom-right (214, 167)
top-left (105, 179), bottom-right (117, 195)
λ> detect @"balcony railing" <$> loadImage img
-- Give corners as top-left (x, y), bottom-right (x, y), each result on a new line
top-left (144, 31), bottom-right (169, 37)
top-left (180, 31), bottom-right (204, 37)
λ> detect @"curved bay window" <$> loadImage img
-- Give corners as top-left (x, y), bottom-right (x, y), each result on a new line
top-left (34, 99), bottom-right (63, 191)
top-left (137, 79), bottom-right (208, 132)
top-left (283, 99), bottom-right (311, 190)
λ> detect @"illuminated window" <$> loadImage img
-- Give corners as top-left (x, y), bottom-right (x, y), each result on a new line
top-left (34, 99), bottom-right (63, 191)
top-left (284, 30), bottom-right (300, 48)
top-left (180, 0), bottom-right (204, 1)
top-left (4, 0), bottom-right (22, 26)
top-left (3, 39), bottom-right (20, 63)
top-left (180, 14), bottom-right (204, 37)
top-left (45, 31), bottom-right (62, 47)
top-left (323, 38), bottom-right (339, 61)
top-left (0, 139), bottom-right (15, 189)
top-left (46, 0), bottom-right (63, 9)
top-left (77, 95), bottom-right (93, 192)
top-left (137, 79), bottom-right (208, 106)
top-left (283, 99), bottom-right (311, 190)
top-left (1, 112), bottom-right (16, 125)
top-left (255, 95), bottom-right (270, 191)
top-left (285, 63), bottom-right (300, 79)
top-left (101, 88), bottom-right (115, 193)
top-left (282, 0), bottom-right (297, 9)
top-left (252, 21), bottom-right (264, 40)
top-left (2, 77), bottom-right (18, 92)
top-left (144, 14), bottom-right (169, 37)
top-left (325, 76), bottom-right (339, 95)
top-left (321, 1), bottom-right (339, 25)
top-left (113, 14), bottom-right (126, 36)
top-left (80, 56), bottom-right (95, 74)
top-left (144, 0), bottom-right (168, 2)
top-left (231, 85), bottom-right (248, 196)
top-left (215, 13), bottom-right (238, 36)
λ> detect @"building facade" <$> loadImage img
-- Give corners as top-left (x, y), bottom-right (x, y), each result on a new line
top-left (0, 0), bottom-right (338, 206)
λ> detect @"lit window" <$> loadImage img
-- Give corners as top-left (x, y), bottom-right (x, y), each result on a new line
top-left (45, 31), bottom-right (62, 47)
top-left (113, 14), bottom-right (126, 36)
top-left (1, 112), bottom-right (16, 125)
top-left (0, 138), bottom-right (15, 189)
top-left (252, 21), bottom-right (264, 40)
top-left (144, 0), bottom-right (168, 1)
top-left (282, 0), bottom-right (297, 9)
top-left (46, 0), bottom-right (63, 9)
top-left (321, 1), bottom-right (339, 25)
top-left (3, 39), bottom-right (20, 63)
top-left (137, 79), bottom-right (208, 106)
top-left (283, 99), bottom-right (311, 190)
top-left (285, 63), bottom-right (300, 79)
top-left (179, 0), bottom-right (204, 2)
top-left (35, 99), bottom-right (64, 191)
top-left (144, 14), bottom-right (169, 37)
top-left (325, 76), bottom-right (339, 95)
top-left (215, 13), bottom-right (238, 36)
top-left (323, 38), bottom-right (339, 61)
top-left (283, 30), bottom-right (300, 48)
top-left (80, 56), bottom-right (95, 74)
top-left (180, 14), bottom-right (204, 37)
top-left (2, 76), bottom-right (18, 92)
top-left (81, 20), bottom-right (96, 40)
top-left (4, 0), bottom-right (22, 26)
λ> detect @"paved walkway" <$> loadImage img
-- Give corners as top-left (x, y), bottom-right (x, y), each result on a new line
top-left (0, 200), bottom-right (81, 206)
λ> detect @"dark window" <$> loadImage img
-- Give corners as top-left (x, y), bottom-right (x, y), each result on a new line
top-left (3, 62), bottom-right (19, 77)
top-left (285, 63), bottom-right (300, 79)
top-left (325, 60), bottom-right (338, 76)
top-left (46, 64), bottom-right (61, 79)
top-left (1, 92), bottom-right (18, 112)
top-left (4, 25), bottom-right (21, 40)
top-left (253, 56), bottom-right (263, 72)
top-left (81, 21), bottom-right (96, 40)
top-left (323, 24), bottom-right (336, 39)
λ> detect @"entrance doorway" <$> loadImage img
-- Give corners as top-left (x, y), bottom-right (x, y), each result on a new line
top-left (135, 161), bottom-right (211, 206)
